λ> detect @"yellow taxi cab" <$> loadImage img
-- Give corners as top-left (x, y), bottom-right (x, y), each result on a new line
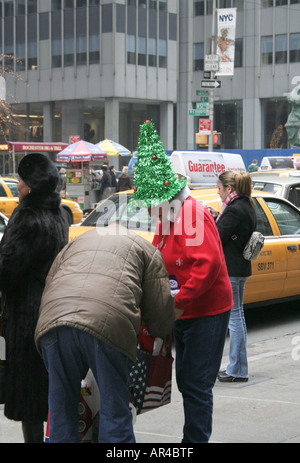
top-left (0, 177), bottom-right (83, 224)
top-left (69, 188), bottom-right (300, 309)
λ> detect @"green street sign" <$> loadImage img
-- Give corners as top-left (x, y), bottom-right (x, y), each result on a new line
top-left (189, 108), bottom-right (210, 116)
top-left (196, 103), bottom-right (209, 111)
top-left (196, 90), bottom-right (209, 96)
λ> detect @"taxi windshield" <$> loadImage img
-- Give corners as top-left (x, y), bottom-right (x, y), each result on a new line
top-left (82, 193), bottom-right (157, 232)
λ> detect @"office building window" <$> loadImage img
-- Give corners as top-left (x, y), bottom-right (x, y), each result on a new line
top-left (275, 34), bottom-right (287, 64)
top-left (276, 0), bottom-right (287, 5)
top-left (127, 35), bottom-right (136, 64)
top-left (194, 0), bottom-right (204, 16)
top-left (138, 37), bottom-right (146, 65)
top-left (89, 5), bottom-right (100, 64)
top-left (64, 0), bottom-right (74, 7)
top-left (262, 0), bottom-right (273, 6)
top-left (28, 13), bottom-right (38, 70)
top-left (52, 10), bottom-right (62, 67)
top-left (76, 7), bottom-right (87, 65)
top-left (261, 36), bottom-right (273, 65)
top-left (52, 39), bottom-right (62, 68)
top-left (159, 0), bottom-right (167, 11)
top-left (64, 9), bottom-right (74, 67)
top-left (28, 41), bottom-right (38, 70)
top-left (28, 0), bottom-right (37, 13)
top-left (194, 42), bottom-right (204, 71)
top-left (89, 35), bottom-right (100, 64)
top-left (215, 100), bottom-right (243, 149)
top-left (234, 38), bottom-right (243, 68)
top-left (16, 0), bottom-right (25, 15)
top-left (290, 33), bottom-right (300, 63)
top-left (52, 0), bottom-right (61, 10)
top-left (148, 38), bottom-right (157, 66)
top-left (4, 0), bottom-right (13, 16)
top-left (159, 39), bottom-right (167, 67)
top-left (263, 98), bottom-right (289, 148)
top-left (16, 15), bottom-right (25, 71)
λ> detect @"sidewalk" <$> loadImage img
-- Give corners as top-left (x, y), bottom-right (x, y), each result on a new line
top-left (1, 331), bottom-right (299, 443)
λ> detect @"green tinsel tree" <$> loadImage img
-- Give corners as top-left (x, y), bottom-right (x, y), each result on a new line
top-left (129, 120), bottom-right (187, 208)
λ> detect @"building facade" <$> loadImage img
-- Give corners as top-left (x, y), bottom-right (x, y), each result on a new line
top-left (1, 0), bottom-right (300, 169)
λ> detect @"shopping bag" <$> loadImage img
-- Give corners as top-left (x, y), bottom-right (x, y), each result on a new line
top-left (129, 346), bottom-right (150, 414)
top-left (140, 336), bottom-right (173, 414)
top-left (130, 325), bottom-right (173, 415)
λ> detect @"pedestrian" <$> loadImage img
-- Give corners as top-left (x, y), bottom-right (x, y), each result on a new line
top-left (116, 166), bottom-right (132, 192)
top-left (248, 159), bottom-right (259, 172)
top-left (56, 167), bottom-right (67, 198)
top-left (35, 227), bottom-right (175, 443)
top-left (130, 120), bottom-right (233, 443)
top-left (0, 153), bottom-right (69, 442)
top-left (98, 164), bottom-right (112, 200)
top-left (209, 171), bottom-right (257, 382)
top-left (109, 165), bottom-right (117, 189)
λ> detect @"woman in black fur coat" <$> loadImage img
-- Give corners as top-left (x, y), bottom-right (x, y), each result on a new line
top-left (0, 153), bottom-right (69, 442)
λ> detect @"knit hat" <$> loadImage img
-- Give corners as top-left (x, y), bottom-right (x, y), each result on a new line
top-left (129, 120), bottom-right (187, 208)
top-left (18, 153), bottom-right (59, 193)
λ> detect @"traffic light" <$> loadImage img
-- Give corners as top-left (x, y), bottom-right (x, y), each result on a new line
top-left (195, 131), bottom-right (222, 147)
top-left (213, 132), bottom-right (222, 146)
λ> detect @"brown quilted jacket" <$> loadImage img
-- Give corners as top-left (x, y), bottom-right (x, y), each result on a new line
top-left (35, 227), bottom-right (175, 362)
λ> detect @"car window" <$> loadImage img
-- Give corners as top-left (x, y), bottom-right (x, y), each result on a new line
top-left (268, 158), bottom-right (294, 169)
top-left (287, 184), bottom-right (300, 208)
top-left (0, 184), bottom-right (7, 197)
top-left (252, 181), bottom-right (283, 196)
top-left (5, 181), bottom-right (18, 197)
top-left (82, 194), bottom-right (157, 232)
top-left (264, 199), bottom-right (300, 235)
top-left (254, 199), bottom-right (273, 236)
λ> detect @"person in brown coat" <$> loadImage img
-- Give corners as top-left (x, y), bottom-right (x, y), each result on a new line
top-left (35, 226), bottom-right (175, 443)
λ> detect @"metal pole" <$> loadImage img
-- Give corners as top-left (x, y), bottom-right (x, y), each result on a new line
top-left (209, 0), bottom-right (216, 152)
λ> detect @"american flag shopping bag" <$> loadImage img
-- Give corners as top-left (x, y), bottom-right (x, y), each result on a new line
top-left (130, 325), bottom-right (173, 415)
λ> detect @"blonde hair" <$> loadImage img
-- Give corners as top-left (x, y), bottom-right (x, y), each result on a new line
top-left (219, 171), bottom-right (255, 207)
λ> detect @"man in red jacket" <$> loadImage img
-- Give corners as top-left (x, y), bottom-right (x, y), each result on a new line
top-left (151, 185), bottom-right (232, 443)
top-left (131, 120), bottom-right (233, 443)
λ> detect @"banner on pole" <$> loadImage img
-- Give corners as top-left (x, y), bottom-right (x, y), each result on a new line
top-left (216, 8), bottom-right (237, 76)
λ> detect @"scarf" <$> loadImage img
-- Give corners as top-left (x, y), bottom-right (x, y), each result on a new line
top-left (216, 190), bottom-right (239, 222)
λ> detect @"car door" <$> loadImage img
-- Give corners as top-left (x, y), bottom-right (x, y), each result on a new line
top-left (244, 197), bottom-right (287, 305)
top-left (262, 197), bottom-right (300, 298)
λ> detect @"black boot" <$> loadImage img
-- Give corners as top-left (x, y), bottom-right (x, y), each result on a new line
top-left (21, 421), bottom-right (44, 443)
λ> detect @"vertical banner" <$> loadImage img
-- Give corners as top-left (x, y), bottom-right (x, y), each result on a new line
top-left (216, 8), bottom-right (237, 76)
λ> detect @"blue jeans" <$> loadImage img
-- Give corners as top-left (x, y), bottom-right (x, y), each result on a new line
top-left (173, 311), bottom-right (230, 443)
top-left (226, 276), bottom-right (248, 378)
top-left (40, 326), bottom-right (135, 443)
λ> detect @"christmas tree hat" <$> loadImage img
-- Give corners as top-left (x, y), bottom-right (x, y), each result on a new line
top-left (129, 120), bottom-right (187, 208)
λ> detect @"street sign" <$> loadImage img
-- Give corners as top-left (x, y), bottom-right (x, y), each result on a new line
top-left (204, 54), bottom-right (220, 72)
top-left (201, 80), bottom-right (221, 89)
top-left (196, 102), bottom-right (209, 111)
top-left (199, 118), bottom-right (212, 134)
top-left (196, 90), bottom-right (209, 96)
top-left (189, 109), bottom-right (209, 117)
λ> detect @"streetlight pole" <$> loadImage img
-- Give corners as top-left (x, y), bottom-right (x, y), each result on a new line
top-left (208, 0), bottom-right (216, 152)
